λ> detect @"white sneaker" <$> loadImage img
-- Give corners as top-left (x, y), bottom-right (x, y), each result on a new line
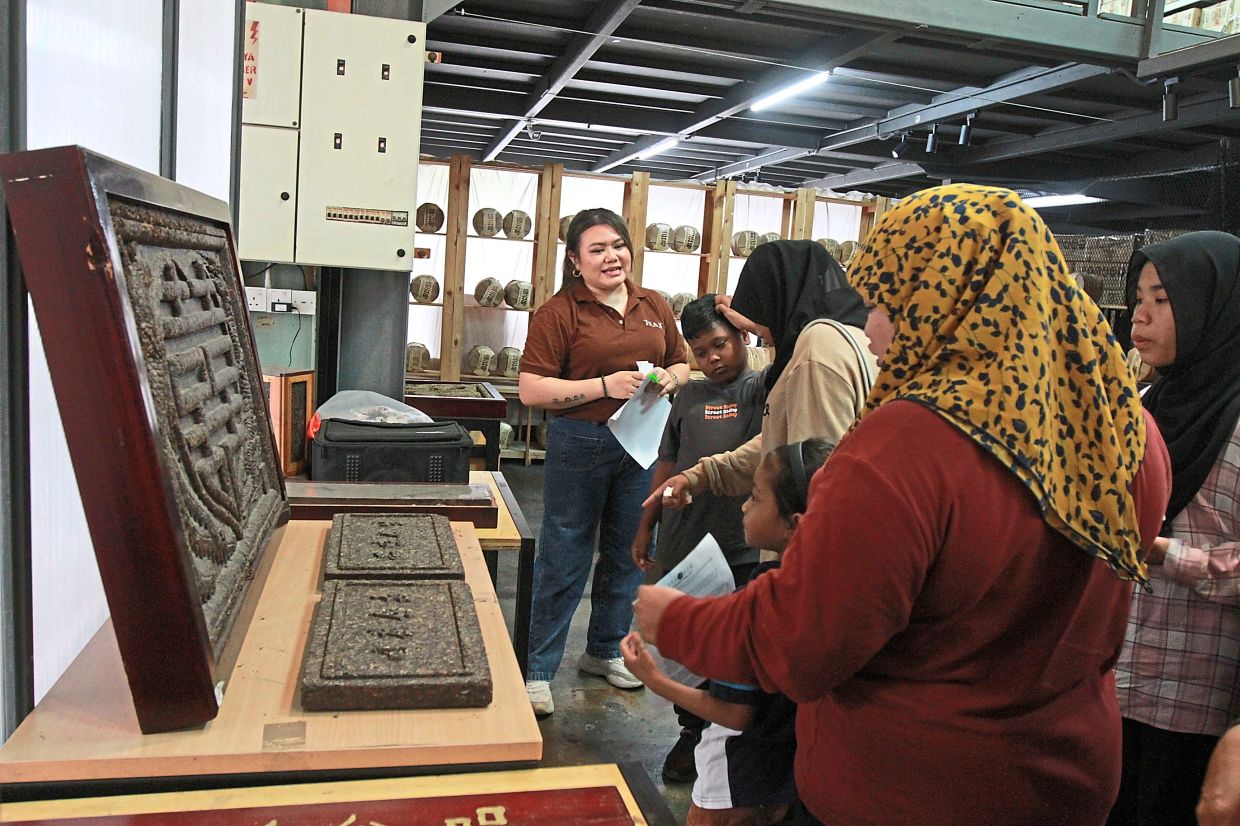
top-left (526, 679), bottom-right (554, 716)
top-left (578, 653), bottom-right (644, 690)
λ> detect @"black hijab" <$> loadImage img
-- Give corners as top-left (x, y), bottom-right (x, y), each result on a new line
top-left (1126, 230), bottom-right (1240, 528)
top-left (730, 240), bottom-right (866, 390)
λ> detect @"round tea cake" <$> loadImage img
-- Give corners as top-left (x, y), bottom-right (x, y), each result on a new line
top-left (816, 237), bottom-right (842, 258)
top-left (405, 342), bottom-right (430, 373)
top-left (670, 292), bottom-right (695, 318)
top-left (558, 214), bottom-right (576, 242)
top-left (474, 277), bottom-right (504, 307)
top-left (415, 202), bottom-right (444, 233)
top-left (838, 239), bottom-right (858, 265)
top-left (496, 346), bottom-right (522, 378)
top-left (504, 279), bottom-right (534, 310)
top-left (759, 231), bottom-right (782, 245)
top-left (671, 224), bottom-right (701, 253)
top-left (645, 222), bottom-right (672, 251)
top-left (731, 230), bottom-right (760, 257)
top-left (472, 207), bottom-right (502, 237)
top-left (465, 345), bottom-right (496, 376)
top-left (409, 274), bottom-right (440, 304)
top-left (502, 208), bottom-right (532, 239)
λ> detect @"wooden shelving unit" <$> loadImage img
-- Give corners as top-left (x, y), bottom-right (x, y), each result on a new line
top-left (406, 154), bottom-right (878, 463)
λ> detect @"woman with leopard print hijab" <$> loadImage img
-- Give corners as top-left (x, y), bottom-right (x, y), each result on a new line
top-left (630, 184), bottom-right (1172, 825)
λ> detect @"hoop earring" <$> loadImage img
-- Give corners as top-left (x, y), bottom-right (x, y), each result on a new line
top-left (573, 268), bottom-right (582, 278)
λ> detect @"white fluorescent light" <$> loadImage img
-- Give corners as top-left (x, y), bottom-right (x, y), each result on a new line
top-left (638, 136), bottom-right (680, 160)
top-left (751, 70), bottom-right (831, 112)
top-left (1024, 194), bottom-right (1104, 208)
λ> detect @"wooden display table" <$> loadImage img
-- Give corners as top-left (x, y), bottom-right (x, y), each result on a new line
top-left (0, 521), bottom-right (541, 799)
top-left (0, 764), bottom-right (675, 825)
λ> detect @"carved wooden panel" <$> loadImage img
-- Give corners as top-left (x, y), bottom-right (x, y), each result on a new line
top-left (0, 146), bottom-right (289, 733)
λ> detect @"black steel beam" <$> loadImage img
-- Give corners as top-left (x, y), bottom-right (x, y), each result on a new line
top-left (1137, 29), bottom-right (1240, 77)
top-left (228, 0), bottom-right (244, 227)
top-left (160, 0), bottom-right (179, 179)
top-left (482, 0), bottom-right (641, 161)
top-left (758, 0), bottom-right (1213, 63)
top-left (590, 29), bottom-right (895, 172)
top-left (806, 161), bottom-right (928, 190)
top-left (0, 0), bottom-right (32, 741)
top-left (818, 62), bottom-right (1112, 153)
top-left (960, 90), bottom-right (1240, 163)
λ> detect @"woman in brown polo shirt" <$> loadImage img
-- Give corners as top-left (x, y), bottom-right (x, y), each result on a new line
top-left (518, 207), bottom-right (689, 717)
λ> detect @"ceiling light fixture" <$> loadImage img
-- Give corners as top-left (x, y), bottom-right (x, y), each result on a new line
top-left (925, 124), bottom-right (939, 154)
top-left (1023, 193), bottom-right (1104, 208)
top-left (891, 133), bottom-right (912, 159)
top-left (1230, 66), bottom-right (1240, 109)
top-left (750, 70), bottom-right (831, 113)
top-left (638, 136), bottom-right (681, 160)
top-left (958, 113), bottom-right (976, 147)
top-left (1163, 77), bottom-right (1180, 122)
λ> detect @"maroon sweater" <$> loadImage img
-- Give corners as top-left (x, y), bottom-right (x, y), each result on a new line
top-left (658, 401), bottom-right (1172, 826)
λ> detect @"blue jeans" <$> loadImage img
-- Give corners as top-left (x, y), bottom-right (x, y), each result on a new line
top-left (526, 416), bottom-right (652, 682)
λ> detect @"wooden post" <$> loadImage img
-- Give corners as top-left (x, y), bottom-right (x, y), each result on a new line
top-left (623, 171), bottom-right (650, 285)
top-left (858, 196), bottom-right (892, 246)
top-left (533, 163), bottom-right (563, 310)
top-left (702, 179), bottom-right (737, 295)
top-left (790, 188), bottom-right (816, 240)
top-left (441, 153), bottom-right (471, 382)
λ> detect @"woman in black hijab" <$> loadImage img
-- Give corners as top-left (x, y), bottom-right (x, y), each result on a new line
top-left (1111, 230), bottom-right (1240, 826)
top-left (727, 238), bottom-right (869, 391)
top-left (653, 240), bottom-right (875, 509)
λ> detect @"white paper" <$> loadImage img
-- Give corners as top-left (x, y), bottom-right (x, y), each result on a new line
top-left (607, 373), bottom-right (671, 469)
top-left (646, 533), bottom-right (736, 686)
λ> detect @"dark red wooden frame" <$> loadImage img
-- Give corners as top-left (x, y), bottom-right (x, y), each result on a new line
top-left (0, 146), bottom-right (290, 733)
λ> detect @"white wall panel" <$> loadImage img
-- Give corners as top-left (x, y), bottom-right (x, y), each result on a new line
top-left (26, 0), bottom-right (162, 167)
top-left (177, 0), bottom-right (236, 202)
top-left (24, 0), bottom-right (163, 702)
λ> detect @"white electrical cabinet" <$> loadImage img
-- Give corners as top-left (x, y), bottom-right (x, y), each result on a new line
top-left (238, 124), bottom-right (299, 262)
top-left (241, 3), bottom-right (304, 128)
top-left (296, 10), bottom-right (425, 270)
top-left (237, 5), bottom-right (425, 272)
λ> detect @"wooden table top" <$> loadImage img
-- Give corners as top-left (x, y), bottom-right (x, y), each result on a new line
top-left (0, 520), bottom-right (541, 787)
top-left (471, 470), bottom-right (526, 549)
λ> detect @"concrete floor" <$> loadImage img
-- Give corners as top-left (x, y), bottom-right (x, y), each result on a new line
top-left (492, 462), bottom-right (693, 823)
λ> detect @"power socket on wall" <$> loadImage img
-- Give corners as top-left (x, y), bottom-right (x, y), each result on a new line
top-left (290, 289), bottom-right (316, 315)
top-left (244, 287), bottom-right (267, 312)
top-left (267, 288), bottom-right (292, 310)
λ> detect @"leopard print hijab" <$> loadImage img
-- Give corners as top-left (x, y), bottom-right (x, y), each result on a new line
top-left (849, 184), bottom-right (1149, 582)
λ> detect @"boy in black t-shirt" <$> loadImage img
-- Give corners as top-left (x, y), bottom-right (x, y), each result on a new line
top-left (631, 294), bottom-right (766, 784)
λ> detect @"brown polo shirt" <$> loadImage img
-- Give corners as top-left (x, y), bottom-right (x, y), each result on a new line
top-left (522, 278), bottom-right (688, 422)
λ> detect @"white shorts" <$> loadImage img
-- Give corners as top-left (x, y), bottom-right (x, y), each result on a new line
top-left (691, 722), bottom-right (744, 809)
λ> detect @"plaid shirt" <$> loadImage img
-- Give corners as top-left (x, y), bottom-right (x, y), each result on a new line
top-left (1115, 421), bottom-right (1240, 735)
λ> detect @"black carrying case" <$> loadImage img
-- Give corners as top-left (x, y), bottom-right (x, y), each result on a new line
top-left (310, 418), bottom-right (472, 483)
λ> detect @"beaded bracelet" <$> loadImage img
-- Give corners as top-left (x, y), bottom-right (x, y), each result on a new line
top-left (668, 371), bottom-right (680, 391)
top-left (600, 375), bottom-right (609, 398)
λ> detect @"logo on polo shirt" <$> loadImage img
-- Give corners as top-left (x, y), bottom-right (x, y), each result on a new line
top-left (644, 320), bottom-right (664, 329)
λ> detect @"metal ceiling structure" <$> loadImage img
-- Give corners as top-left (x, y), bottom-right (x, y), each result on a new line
top-left (418, 0), bottom-right (1240, 232)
